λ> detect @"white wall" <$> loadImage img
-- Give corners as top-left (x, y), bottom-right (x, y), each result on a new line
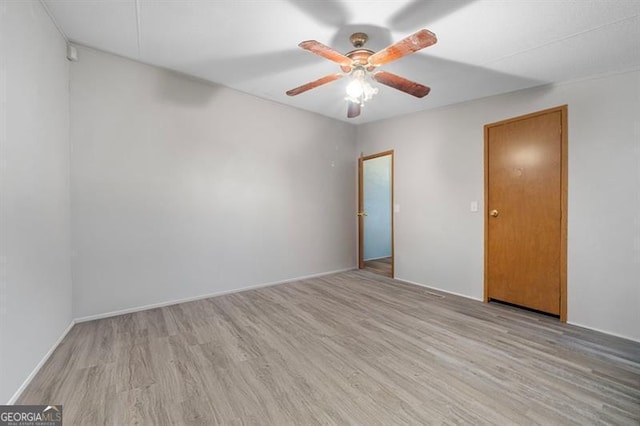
top-left (0, 1), bottom-right (72, 403)
top-left (70, 46), bottom-right (357, 318)
top-left (357, 71), bottom-right (640, 342)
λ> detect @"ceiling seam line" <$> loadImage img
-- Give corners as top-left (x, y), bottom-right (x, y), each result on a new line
top-left (38, 0), bottom-right (68, 42)
top-left (481, 13), bottom-right (640, 67)
top-left (134, 0), bottom-right (142, 58)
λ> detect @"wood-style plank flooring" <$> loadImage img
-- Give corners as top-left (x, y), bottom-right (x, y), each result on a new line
top-left (363, 257), bottom-right (392, 277)
top-left (17, 270), bottom-right (640, 425)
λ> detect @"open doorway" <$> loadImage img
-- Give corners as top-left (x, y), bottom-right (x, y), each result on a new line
top-left (358, 151), bottom-right (394, 278)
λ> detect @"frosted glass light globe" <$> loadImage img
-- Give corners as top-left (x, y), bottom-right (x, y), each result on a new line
top-left (346, 79), bottom-right (364, 98)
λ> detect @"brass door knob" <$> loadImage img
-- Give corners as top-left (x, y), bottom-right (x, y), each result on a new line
top-left (357, 212), bottom-right (368, 217)
top-left (490, 209), bottom-right (499, 217)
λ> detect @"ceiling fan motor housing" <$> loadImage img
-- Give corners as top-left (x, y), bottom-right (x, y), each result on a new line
top-left (342, 49), bottom-right (375, 73)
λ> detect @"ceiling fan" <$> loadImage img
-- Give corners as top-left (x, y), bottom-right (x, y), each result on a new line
top-left (286, 29), bottom-right (437, 118)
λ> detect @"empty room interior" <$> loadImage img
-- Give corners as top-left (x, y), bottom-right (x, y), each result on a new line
top-left (1, 0), bottom-right (640, 424)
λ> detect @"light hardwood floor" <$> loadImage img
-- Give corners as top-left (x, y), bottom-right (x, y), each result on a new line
top-left (17, 270), bottom-right (640, 425)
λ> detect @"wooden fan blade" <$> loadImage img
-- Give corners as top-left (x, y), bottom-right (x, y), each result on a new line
top-left (286, 73), bottom-right (343, 96)
top-left (347, 102), bottom-right (361, 118)
top-left (299, 40), bottom-right (352, 68)
top-left (373, 71), bottom-right (431, 98)
top-left (368, 29), bottom-right (437, 67)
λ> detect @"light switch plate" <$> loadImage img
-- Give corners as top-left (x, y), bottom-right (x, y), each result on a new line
top-left (470, 201), bottom-right (479, 212)
top-left (394, 204), bottom-right (400, 213)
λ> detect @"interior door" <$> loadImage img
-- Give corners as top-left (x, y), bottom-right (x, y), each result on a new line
top-left (485, 106), bottom-right (567, 318)
top-left (358, 151), bottom-right (394, 277)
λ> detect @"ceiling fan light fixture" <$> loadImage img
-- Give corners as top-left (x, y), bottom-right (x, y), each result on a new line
top-left (345, 67), bottom-right (378, 106)
top-left (287, 29), bottom-right (437, 118)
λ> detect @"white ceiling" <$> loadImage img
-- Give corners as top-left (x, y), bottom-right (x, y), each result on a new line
top-left (42, 0), bottom-right (640, 124)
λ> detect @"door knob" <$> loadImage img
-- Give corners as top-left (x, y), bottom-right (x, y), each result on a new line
top-left (490, 209), bottom-right (499, 217)
top-left (357, 212), bottom-right (368, 217)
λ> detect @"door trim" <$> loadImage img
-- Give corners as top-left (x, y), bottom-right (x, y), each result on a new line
top-left (358, 150), bottom-right (394, 278)
top-left (483, 105), bottom-right (568, 322)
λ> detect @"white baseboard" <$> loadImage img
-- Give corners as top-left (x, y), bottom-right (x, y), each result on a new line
top-left (567, 321), bottom-right (640, 343)
top-left (7, 320), bottom-right (76, 405)
top-left (75, 267), bottom-right (356, 323)
top-left (394, 276), bottom-right (484, 302)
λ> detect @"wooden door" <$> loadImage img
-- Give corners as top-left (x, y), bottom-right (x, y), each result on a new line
top-left (485, 106), bottom-right (567, 319)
